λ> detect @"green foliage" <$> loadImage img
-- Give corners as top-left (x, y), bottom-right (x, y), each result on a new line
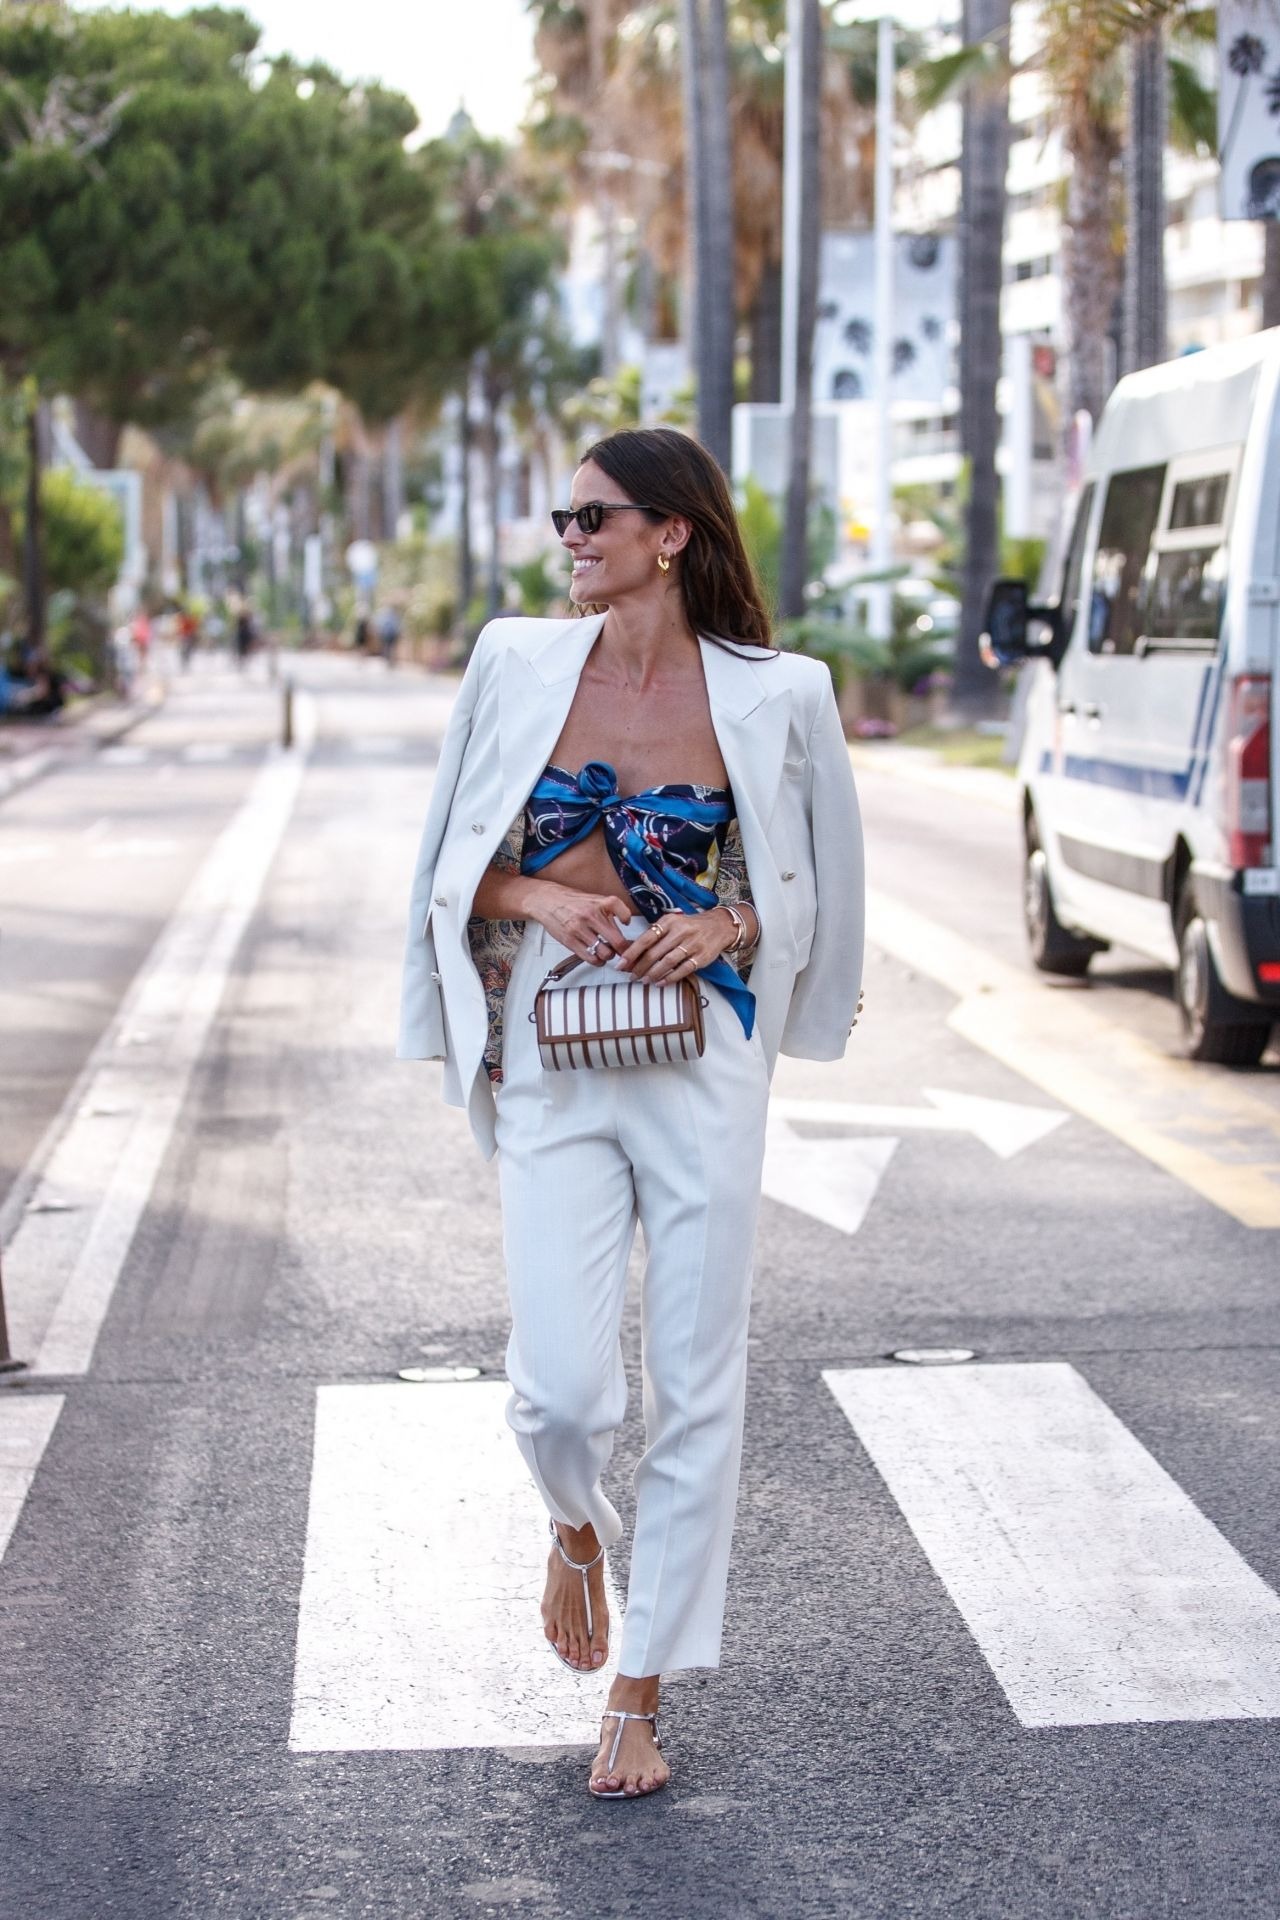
top-left (507, 552), bottom-right (568, 617)
top-left (19, 468), bottom-right (124, 595)
top-left (736, 475), bottom-right (838, 620)
top-left (778, 596), bottom-right (949, 694)
top-left (0, 7), bottom-right (459, 424)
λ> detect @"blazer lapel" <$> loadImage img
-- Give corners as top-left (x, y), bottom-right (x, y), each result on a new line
top-left (699, 637), bottom-right (792, 830)
top-left (496, 613), bottom-right (606, 823)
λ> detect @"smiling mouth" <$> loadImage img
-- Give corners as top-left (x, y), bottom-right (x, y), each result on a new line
top-left (571, 557), bottom-right (602, 576)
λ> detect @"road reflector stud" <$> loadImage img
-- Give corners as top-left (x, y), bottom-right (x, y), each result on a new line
top-left (889, 1348), bottom-right (977, 1366)
top-left (396, 1365), bottom-right (484, 1384)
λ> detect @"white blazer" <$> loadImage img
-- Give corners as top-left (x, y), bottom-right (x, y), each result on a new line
top-left (398, 613), bottom-right (865, 1156)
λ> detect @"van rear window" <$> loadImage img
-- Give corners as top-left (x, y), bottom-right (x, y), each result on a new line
top-left (1088, 465), bottom-right (1165, 656)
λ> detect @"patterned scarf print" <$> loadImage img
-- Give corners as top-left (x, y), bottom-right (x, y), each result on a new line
top-left (522, 759), bottom-right (756, 1039)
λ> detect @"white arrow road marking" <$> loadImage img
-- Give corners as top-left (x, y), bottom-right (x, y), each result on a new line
top-left (290, 1384), bottom-right (620, 1752)
top-left (0, 1397), bottom-right (63, 1563)
top-left (4, 706), bottom-right (314, 1375)
top-left (762, 1090), bottom-right (1067, 1234)
top-left (826, 1362), bottom-right (1280, 1726)
top-left (763, 1124), bottom-right (898, 1235)
top-left (769, 1089), bottom-right (1068, 1160)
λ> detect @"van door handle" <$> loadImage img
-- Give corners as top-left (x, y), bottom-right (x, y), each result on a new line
top-left (1082, 703), bottom-right (1103, 722)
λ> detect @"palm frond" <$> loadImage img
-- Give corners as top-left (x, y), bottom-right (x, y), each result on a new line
top-left (1167, 53), bottom-right (1216, 152)
top-left (910, 40), bottom-right (1009, 115)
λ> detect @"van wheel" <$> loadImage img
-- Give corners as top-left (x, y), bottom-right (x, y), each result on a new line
top-left (1024, 820), bottom-right (1101, 977)
top-left (1174, 890), bottom-right (1271, 1066)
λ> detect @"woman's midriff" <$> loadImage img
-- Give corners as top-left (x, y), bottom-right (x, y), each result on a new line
top-left (533, 823), bottom-right (645, 916)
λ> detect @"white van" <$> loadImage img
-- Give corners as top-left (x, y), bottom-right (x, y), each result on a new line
top-left (983, 332), bottom-right (1279, 1064)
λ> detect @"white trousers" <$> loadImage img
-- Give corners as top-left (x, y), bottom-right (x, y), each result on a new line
top-left (495, 917), bottom-right (769, 1677)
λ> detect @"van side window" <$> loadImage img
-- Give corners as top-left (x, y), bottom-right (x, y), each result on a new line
top-left (1135, 459), bottom-right (1237, 653)
top-left (1057, 482), bottom-right (1095, 649)
top-left (1144, 545), bottom-right (1228, 644)
top-left (1088, 465), bottom-right (1166, 656)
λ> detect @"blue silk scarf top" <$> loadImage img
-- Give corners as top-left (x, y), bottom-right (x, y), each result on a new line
top-left (521, 759), bottom-right (755, 1039)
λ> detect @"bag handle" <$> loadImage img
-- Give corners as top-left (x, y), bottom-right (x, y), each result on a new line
top-left (540, 953), bottom-right (586, 988)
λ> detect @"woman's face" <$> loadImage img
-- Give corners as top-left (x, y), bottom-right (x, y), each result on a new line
top-left (560, 459), bottom-right (677, 605)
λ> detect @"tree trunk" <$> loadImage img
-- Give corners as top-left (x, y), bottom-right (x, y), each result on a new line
top-left (483, 375), bottom-right (504, 621)
top-left (680, 0), bottom-right (736, 470)
top-left (23, 397), bottom-right (48, 655)
top-left (382, 416), bottom-right (405, 539)
top-left (779, 0), bottom-right (822, 623)
top-left (1122, 25), bottom-right (1167, 374)
top-left (72, 402), bottom-right (123, 470)
top-left (458, 383), bottom-right (475, 619)
top-left (346, 415), bottom-right (374, 541)
top-left (1262, 220), bottom-right (1280, 327)
top-left (953, 0), bottom-right (1011, 721)
top-left (749, 260), bottom-right (783, 403)
top-left (1062, 104), bottom-right (1122, 428)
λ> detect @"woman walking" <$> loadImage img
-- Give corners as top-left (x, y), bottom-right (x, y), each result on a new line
top-left (399, 427), bottom-right (864, 1799)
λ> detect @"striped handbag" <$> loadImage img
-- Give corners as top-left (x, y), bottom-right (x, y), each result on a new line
top-left (532, 954), bottom-right (706, 1071)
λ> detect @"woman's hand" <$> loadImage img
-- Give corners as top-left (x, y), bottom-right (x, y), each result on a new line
top-left (527, 879), bottom-right (632, 965)
top-left (616, 908), bottom-right (737, 983)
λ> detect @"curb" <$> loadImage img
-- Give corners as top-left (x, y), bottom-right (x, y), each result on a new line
top-left (0, 691), bottom-right (163, 806)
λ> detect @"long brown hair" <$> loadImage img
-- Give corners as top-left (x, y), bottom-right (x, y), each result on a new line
top-left (578, 427), bottom-right (776, 653)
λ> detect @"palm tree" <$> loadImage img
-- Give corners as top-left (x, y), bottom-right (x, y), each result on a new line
top-left (920, 1), bottom-right (1213, 431)
top-left (679, 0), bottom-right (737, 466)
top-left (527, 2), bottom-right (901, 412)
top-left (779, 0), bottom-right (822, 621)
top-left (1123, 21), bottom-right (1167, 374)
top-left (954, 0), bottom-right (1011, 720)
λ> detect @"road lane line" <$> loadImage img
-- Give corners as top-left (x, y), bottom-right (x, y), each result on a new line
top-left (290, 1383), bottom-right (621, 1752)
top-left (0, 1397), bottom-right (63, 1563)
top-left (3, 704), bottom-right (314, 1375)
top-left (867, 886), bottom-right (1280, 1228)
top-left (825, 1361), bottom-right (1280, 1726)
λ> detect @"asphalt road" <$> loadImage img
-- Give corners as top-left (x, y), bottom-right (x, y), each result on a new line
top-left (1, 651), bottom-right (1277, 1920)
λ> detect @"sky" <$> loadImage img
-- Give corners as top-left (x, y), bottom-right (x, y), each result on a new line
top-left (128, 0), bottom-right (540, 141)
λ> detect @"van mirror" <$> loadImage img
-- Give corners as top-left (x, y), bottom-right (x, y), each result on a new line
top-left (980, 578), bottom-right (1061, 669)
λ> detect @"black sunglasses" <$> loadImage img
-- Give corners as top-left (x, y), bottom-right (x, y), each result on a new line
top-left (551, 500), bottom-right (658, 538)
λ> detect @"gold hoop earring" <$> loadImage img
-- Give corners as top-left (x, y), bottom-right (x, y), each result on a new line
top-left (657, 553), bottom-right (671, 574)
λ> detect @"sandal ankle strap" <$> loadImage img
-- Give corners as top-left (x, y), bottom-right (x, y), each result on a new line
top-left (548, 1517), bottom-right (605, 1575)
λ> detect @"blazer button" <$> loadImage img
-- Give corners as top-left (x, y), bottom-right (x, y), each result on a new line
top-left (781, 870), bottom-right (796, 881)
top-left (435, 893), bottom-right (447, 906)
top-left (471, 822), bottom-right (485, 834)
top-left (429, 971), bottom-right (442, 983)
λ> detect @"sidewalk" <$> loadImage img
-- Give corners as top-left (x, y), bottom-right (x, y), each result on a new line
top-left (848, 737), bottom-right (1020, 814)
top-left (0, 684), bottom-right (164, 804)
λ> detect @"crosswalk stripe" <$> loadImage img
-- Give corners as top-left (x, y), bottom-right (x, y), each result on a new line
top-left (289, 1383), bottom-right (620, 1753)
top-left (825, 1361), bottom-right (1280, 1727)
top-left (0, 1397), bottom-right (63, 1563)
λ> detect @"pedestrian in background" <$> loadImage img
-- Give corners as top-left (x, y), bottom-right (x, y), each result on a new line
top-left (376, 602), bottom-right (402, 666)
top-left (399, 427), bottom-right (864, 1801)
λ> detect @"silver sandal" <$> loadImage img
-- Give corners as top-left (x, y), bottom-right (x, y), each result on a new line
top-left (588, 1709), bottom-right (667, 1800)
top-left (547, 1519), bottom-right (607, 1672)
